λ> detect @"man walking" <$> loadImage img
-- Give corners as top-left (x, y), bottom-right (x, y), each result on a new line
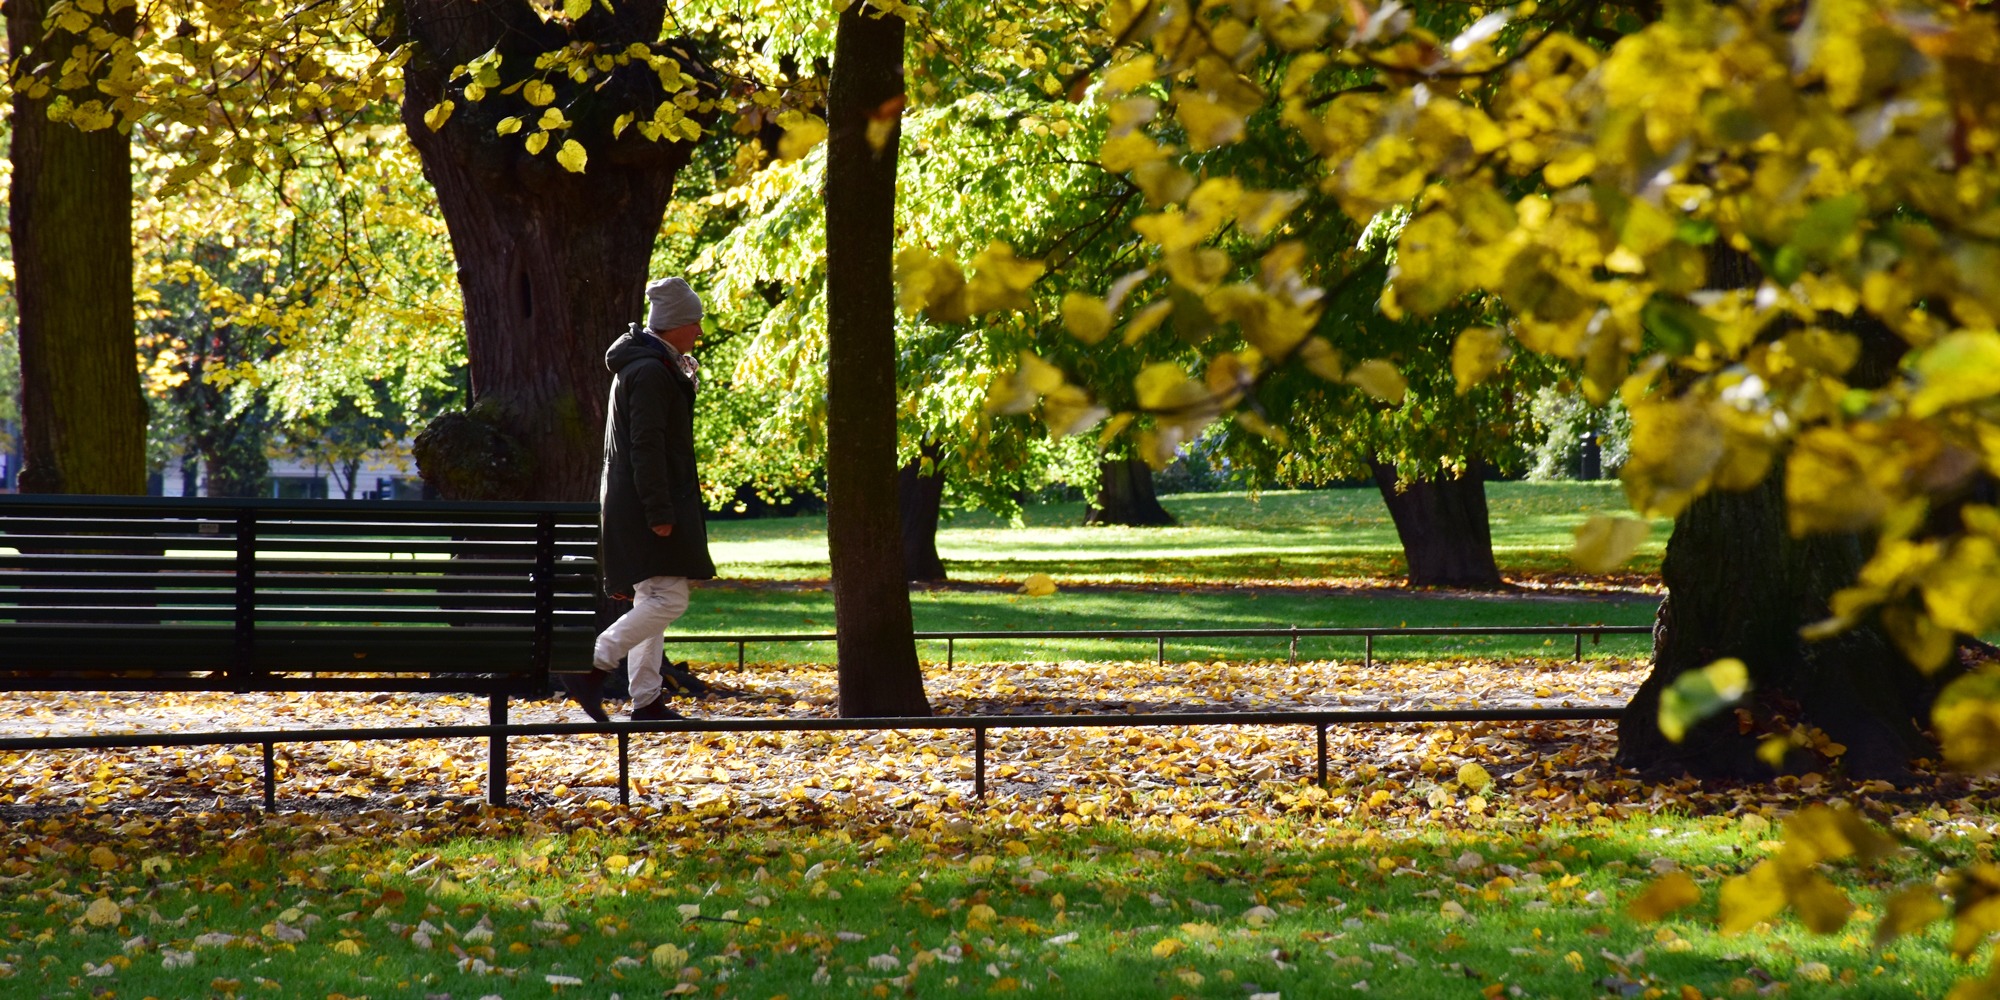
top-left (565, 277), bottom-right (717, 722)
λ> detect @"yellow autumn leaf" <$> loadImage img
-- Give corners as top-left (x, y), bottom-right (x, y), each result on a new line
top-left (1135, 362), bottom-right (1207, 413)
top-left (1041, 385), bottom-right (1107, 437)
top-left (1877, 884), bottom-right (1947, 946)
top-left (1151, 937), bottom-right (1184, 958)
top-left (1176, 91), bottom-right (1245, 150)
top-left (525, 131), bottom-right (550, 155)
top-left (557, 139), bottom-right (587, 173)
top-left (1451, 327), bottom-right (1509, 394)
top-left (83, 898), bottom-right (120, 927)
top-left (88, 846), bottom-right (117, 870)
top-left (522, 79), bottom-right (556, 106)
top-left (1061, 293), bottom-right (1112, 345)
top-left (538, 107), bottom-right (568, 130)
top-left (1021, 573), bottom-right (1058, 597)
top-left (1345, 359), bottom-right (1407, 405)
top-left (422, 99), bottom-right (454, 131)
top-left (1627, 872), bottom-right (1701, 922)
top-left (1718, 861), bottom-right (1786, 935)
top-left (1298, 337), bottom-right (1343, 381)
top-left (1098, 55), bottom-right (1157, 99)
top-left (330, 939), bottom-right (363, 956)
top-left (651, 942), bottom-right (689, 969)
top-left (495, 116), bottom-right (522, 136)
top-left (1658, 658), bottom-right (1749, 743)
top-left (1571, 515), bottom-right (1650, 573)
top-left (963, 242), bottom-right (1045, 314)
top-left (1911, 330), bottom-right (2000, 418)
top-left (1933, 668), bottom-right (2000, 772)
top-left (612, 111), bottom-right (634, 138)
top-left (1456, 762), bottom-right (1491, 792)
top-left (1786, 868), bottom-right (1854, 934)
top-left (778, 118), bottom-right (827, 162)
top-left (562, 0), bottom-right (590, 18)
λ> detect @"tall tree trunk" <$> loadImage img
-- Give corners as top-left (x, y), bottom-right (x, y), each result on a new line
top-left (1618, 245), bottom-right (1941, 779)
top-left (825, 0), bottom-right (930, 717)
top-left (899, 441), bottom-right (948, 582)
top-left (1085, 456), bottom-right (1176, 526)
top-left (396, 2), bottom-right (708, 501)
top-left (1369, 459), bottom-right (1503, 589)
top-left (1617, 471), bottom-right (1940, 779)
top-left (7, 0), bottom-right (145, 495)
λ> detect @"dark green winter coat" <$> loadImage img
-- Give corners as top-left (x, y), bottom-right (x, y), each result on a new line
top-left (598, 326), bottom-right (716, 594)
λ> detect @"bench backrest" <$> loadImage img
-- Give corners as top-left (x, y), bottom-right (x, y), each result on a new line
top-left (0, 496), bottom-right (600, 695)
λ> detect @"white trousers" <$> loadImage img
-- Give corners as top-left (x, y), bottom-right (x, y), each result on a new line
top-left (593, 575), bottom-right (690, 708)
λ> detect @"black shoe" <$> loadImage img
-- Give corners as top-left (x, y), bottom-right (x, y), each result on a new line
top-left (662, 660), bottom-right (711, 697)
top-left (561, 670), bottom-right (610, 723)
top-left (628, 696), bottom-right (684, 722)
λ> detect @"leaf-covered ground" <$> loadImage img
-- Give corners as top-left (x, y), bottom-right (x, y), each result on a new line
top-left (4, 656), bottom-right (1998, 997)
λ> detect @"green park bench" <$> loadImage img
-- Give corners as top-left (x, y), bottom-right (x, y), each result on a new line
top-left (0, 495), bottom-right (599, 714)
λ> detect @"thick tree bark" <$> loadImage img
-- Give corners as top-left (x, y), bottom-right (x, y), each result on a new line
top-left (1617, 472), bottom-right (1941, 779)
top-left (899, 441), bottom-right (948, 582)
top-left (1085, 457), bottom-right (1176, 526)
top-left (7, 0), bottom-right (146, 495)
top-left (825, 0), bottom-right (931, 717)
top-left (397, 1), bottom-right (707, 501)
top-left (1618, 246), bottom-right (1941, 779)
top-left (1368, 460), bottom-right (1503, 589)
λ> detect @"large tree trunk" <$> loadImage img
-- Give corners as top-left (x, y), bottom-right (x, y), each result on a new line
top-left (397, 2), bottom-right (707, 501)
top-left (1617, 472), bottom-right (1940, 779)
top-left (825, 0), bottom-right (931, 717)
top-left (7, 0), bottom-right (146, 495)
top-left (1618, 246), bottom-right (1940, 779)
top-left (1085, 456), bottom-right (1175, 526)
top-left (899, 441), bottom-right (948, 582)
top-left (1369, 460), bottom-right (1503, 589)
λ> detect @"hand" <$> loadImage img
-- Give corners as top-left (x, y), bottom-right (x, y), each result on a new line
top-left (651, 524), bottom-right (673, 537)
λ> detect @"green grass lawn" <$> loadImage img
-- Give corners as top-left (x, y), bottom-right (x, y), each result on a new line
top-left (2, 805), bottom-right (1974, 999)
top-left (673, 582), bottom-right (1658, 665)
top-left (708, 481), bottom-right (1668, 585)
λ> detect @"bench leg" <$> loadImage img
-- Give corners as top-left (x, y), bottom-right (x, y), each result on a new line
top-left (488, 694), bottom-right (508, 807)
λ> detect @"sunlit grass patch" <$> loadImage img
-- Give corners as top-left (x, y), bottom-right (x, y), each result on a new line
top-left (0, 804), bottom-right (1983, 998)
top-left (709, 482), bottom-right (1670, 586)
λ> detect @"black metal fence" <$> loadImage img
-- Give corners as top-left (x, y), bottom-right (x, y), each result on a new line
top-left (673, 624), bottom-right (1655, 670)
top-left (0, 705), bottom-right (1626, 809)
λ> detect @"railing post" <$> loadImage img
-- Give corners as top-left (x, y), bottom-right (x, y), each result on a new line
top-left (974, 727), bottom-right (986, 801)
top-left (262, 740), bottom-right (276, 811)
top-left (617, 731), bottom-right (630, 806)
top-left (738, 640), bottom-right (745, 671)
top-left (1289, 627), bottom-right (1298, 667)
top-left (1364, 634), bottom-right (1374, 669)
top-left (1575, 631), bottom-right (1584, 663)
top-left (1316, 724), bottom-right (1328, 788)
top-left (531, 516), bottom-right (556, 693)
top-left (1157, 635), bottom-right (1165, 669)
top-left (947, 637), bottom-right (954, 671)
top-left (233, 509), bottom-right (257, 693)
top-left (488, 694), bottom-right (508, 807)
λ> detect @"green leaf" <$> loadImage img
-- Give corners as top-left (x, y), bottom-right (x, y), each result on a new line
top-left (1657, 657), bottom-right (1749, 743)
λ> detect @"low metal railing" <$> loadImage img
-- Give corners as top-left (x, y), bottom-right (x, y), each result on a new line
top-left (0, 705), bottom-right (1625, 809)
top-left (671, 624), bottom-right (1655, 670)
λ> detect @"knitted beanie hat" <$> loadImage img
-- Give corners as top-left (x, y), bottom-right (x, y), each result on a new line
top-left (646, 277), bottom-right (703, 332)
